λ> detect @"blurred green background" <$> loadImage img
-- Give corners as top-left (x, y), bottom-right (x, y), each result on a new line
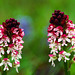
top-left (0, 0), bottom-right (75, 75)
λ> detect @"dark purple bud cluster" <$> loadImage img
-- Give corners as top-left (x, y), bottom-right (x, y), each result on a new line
top-left (50, 10), bottom-right (69, 26)
top-left (2, 18), bottom-right (20, 30)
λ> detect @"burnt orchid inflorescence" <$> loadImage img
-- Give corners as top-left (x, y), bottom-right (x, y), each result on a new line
top-left (47, 10), bottom-right (75, 67)
top-left (0, 18), bottom-right (24, 73)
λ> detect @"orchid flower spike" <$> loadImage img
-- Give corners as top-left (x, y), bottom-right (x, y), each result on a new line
top-left (0, 18), bottom-right (24, 72)
top-left (47, 10), bottom-right (75, 67)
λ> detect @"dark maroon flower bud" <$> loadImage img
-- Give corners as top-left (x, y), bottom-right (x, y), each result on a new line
top-left (53, 15), bottom-right (56, 18)
top-left (16, 25), bottom-right (19, 28)
top-left (52, 13), bottom-right (55, 16)
top-left (57, 15), bottom-right (61, 19)
top-left (57, 10), bottom-right (60, 13)
top-left (13, 22), bottom-right (16, 25)
top-left (17, 22), bottom-right (20, 25)
top-left (54, 19), bottom-right (59, 25)
top-left (55, 11), bottom-right (58, 15)
top-left (54, 10), bottom-right (57, 13)
top-left (50, 17), bottom-right (54, 23)
top-left (10, 18), bottom-right (15, 21)
top-left (66, 15), bottom-right (69, 20)
top-left (60, 12), bottom-right (64, 15)
top-left (61, 19), bottom-right (65, 25)
top-left (63, 15), bottom-right (67, 19)
top-left (5, 19), bottom-right (9, 23)
top-left (2, 22), bottom-right (7, 28)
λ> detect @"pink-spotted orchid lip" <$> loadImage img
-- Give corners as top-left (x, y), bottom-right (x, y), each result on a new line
top-left (72, 36), bottom-right (75, 38)
top-left (8, 44), bottom-right (14, 48)
top-left (59, 51), bottom-right (64, 54)
top-left (3, 58), bottom-right (8, 61)
top-left (14, 61), bottom-right (20, 65)
top-left (61, 34), bottom-right (67, 38)
top-left (49, 54), bottom-right (55, 57)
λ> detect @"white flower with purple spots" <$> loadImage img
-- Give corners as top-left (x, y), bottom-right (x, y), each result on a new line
top-left (58, 51), bottom-right (70, 62)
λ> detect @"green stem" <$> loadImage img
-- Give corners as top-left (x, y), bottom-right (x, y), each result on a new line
top-left (2, 71), bottom-right (7, 75)
top-left (64, 61), bottom-right (70, 75)
top-left (1, 47), bottom-right (8, 75)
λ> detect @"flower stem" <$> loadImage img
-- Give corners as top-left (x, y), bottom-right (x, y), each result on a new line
top-left (64, 61), bottom-right (70, 75)
top-left (2, 71), bottom-right (7, 75)
top-left (1, 47), bottom-right (8, 75)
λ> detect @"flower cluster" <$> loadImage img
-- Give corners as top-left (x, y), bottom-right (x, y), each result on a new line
top-left (47, 10), bottom-right (75, 67)
top-left (0, 18), bottom-right (24, 72)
